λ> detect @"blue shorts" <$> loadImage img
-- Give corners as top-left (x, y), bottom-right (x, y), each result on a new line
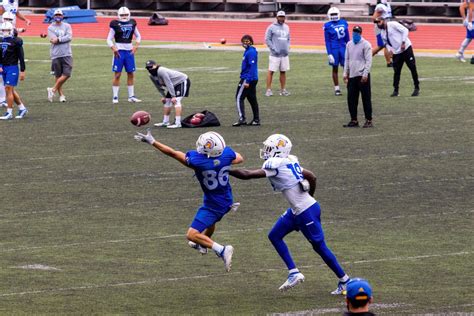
top-left (2, 65), bottom-right (19, 87)
top-left (328, 47), bottom-right (346, 67)
top-left (190, 205), bottom-right (230, 232)
top-left (112, 50), bottom-right (136, 73)
top-left (271, 202), bottom-right (325, 243)
top-left (377, 34), bottom-right (385, 48)
top-left (466, 27), bottom-right (474, 39)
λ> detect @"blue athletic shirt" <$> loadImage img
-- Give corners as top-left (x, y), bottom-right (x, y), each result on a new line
top-left (323, 19), bottom-right (350, 53)
top-left (240, 46), bottom-right (258, 82)
top-left (186, 147), bottom-right (236, 212)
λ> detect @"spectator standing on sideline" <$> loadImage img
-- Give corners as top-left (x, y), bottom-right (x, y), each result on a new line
top-left (0, 21), bottom-right (27, 120)
top-left (343, 26), bottom-right (373, 128)
top-left (47, 9), bottom-right (73, 103)
top-left (373, 17), bottom-right (420, 97)
top-left (455, 0), bottom-right (474, 62)
top-left (344, 278), bottom-right (375, 316)
top-left (265, 10), bottom-right (291, 97)
top-left (323, 7), bottom-right (349, 96)
top-left (146, 60), bottom-right (190, 129)
top-left (233, 34), bottom-right (260, 127)
top-left (372, 0), bottom-right (393, 67)
top-left (107, 6), bottom-right (141, 104)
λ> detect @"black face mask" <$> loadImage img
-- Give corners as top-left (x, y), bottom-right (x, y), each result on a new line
top-left (148, 67), bottom-right (158, 76)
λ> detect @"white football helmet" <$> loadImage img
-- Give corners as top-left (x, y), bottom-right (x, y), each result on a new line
top-left (260, 134), bottom-right (292, 160)
top-left (327, 7), bottom-right (341, 21)
top-left (2, 12), bottom-right (14, 23)
top-left (196, 131), bottom-right (226, 158)
top-left (117, 7), bottom-right (131, 22)
top-left (1, 22), bottom-right (14, 37)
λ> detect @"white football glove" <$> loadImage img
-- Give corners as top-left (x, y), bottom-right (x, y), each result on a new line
top-left (328, 54), bottom-right (335, 65)
top-left (134, 129), bottom-right (155, 145)
top-left (463, 19), bottom-right (469, 27)
top-left (469, 22), bottom-right (473, 31)
top-left (230, 202), bottom-right (240, 213)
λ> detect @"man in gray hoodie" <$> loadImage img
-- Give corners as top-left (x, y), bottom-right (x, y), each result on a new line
top-left (47, 9), bottom-right (73, 103)
top-left (265, 11), bottom-right (291, 97)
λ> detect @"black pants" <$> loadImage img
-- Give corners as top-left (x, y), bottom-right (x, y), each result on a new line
top-left (393, 46), bottom-right (419, 91)
top-left (347, 75), bottom-right (372, 121)
top-left (235, 79), bottom-right (259, 122)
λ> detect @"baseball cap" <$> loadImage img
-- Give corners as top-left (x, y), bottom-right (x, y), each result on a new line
top-left (346, 278), bottom-right (372, 302)
top-left (353, 25), bottom-right (363, 33)
top-left (145, 60), bottom-right (157, 70)
top-left (54, 9), bottom-right (64, 16)
top-left (277, 10), bottom-right (286, 17)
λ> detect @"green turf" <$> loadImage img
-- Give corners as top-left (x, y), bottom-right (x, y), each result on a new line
top-left (0, 38), bottom-right (472, 315)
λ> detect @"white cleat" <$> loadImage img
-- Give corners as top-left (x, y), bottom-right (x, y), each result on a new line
top-left (265, 89), bottom-right (273, 97)
top-left (0, 111), bottom-right (13, 120)
top-left (167, 123), bottom-right (182, 129)
top-left (154, 122), bottom-right (170, 127)
top-left (279, 89), bottom-right (291, 96)
top-left (15, 108), bottom-right (28, 119)
top-left (59, 95), bottom-right (67, 103)
top-left (455, 52), bottom-right (466, 63)
top-left (331, 279), bottom-right (350, 295)
top-left (220, 245), bottom-right (234, 272)
top-left (112, 97), bottom-right (119, 104)
top-left (188, 241), bottom-right (208, 255)
top-left (47, 87), bottom-right (54, 102)
top-left (279, 272), bottom-right (305, 291)
top-left (128, 96), bottom-right (142, 103)
top-left (0, 101), bottom-right (7, 107)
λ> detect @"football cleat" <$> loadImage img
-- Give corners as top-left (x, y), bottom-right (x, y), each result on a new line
top-left (0, 111), bottom-right (13, 120)
top-left (411, 88), bottom-right (420, 97)
top-left (112, 97), bottom-right (119, 104)
top-left (232, 120), bottom-right (247, 127)
top-left (331, 279), bottom-right (350, 295)
top-left (47, 87), bottom-right (54, 102)
top-left (128, 96), bottom-right (142, 103)
top-left (362, 120), bottom-right (373, 128)
top-left (265, 89), bottom-right (273, 97)
top-left (455, 52), bottom-right (466, 63)
top-left (15, 108), bottom-right (28, 119)
top-left (220, 245), bottom-right (234, 272)
top-left (279, 272), bottom-right (305, 291)
top-left (154, 122), bottom-right (170, 127)
top-left (59, 95), bottom-right (67, 103)
top-left (390, 90), bottom-right (399, 97)
top-left (188, 241), bottom-right (208, 255)
top-left (248, 120), bottom-right (260, 126)
top-left (335, 90), bottom-right (342, 96)
top-left (279, 89), bottom-right (291, 96)
top-left (167, 123), bottom-right (182, 129)
top-left (343, 120), bottom-right (359, 128)
top-left (0, 101), bottom-right (7, 107)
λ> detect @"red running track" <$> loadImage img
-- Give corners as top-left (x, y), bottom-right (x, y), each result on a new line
top-left (24, 15), bottom-right (465, 50)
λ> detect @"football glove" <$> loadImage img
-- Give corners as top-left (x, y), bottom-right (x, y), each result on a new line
top-left (134, 129), bottom-right (155, 145)
top-left (328, 54), bottom-right (335, 65)
top-left (463, 19), bottom-right (469, 27)
top-left (469, 22), bottom-right (473, 31)
top-left (299, 179), bottom-right (310, 192)
top-left (230, 202), bottom-right (240, 213)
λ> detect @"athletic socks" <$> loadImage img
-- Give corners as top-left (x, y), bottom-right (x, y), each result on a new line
top-left (211, 242), bottom-right (224, 255)
top-left (340, 274), bottom-right (350, 283)
top-left (112, 86), bottom-right (119, 98)
top-left (175, 116), bottom-right (181, 125)
top-left (128, 85), bottom-right (135, 98)
top-left (334, 85), bottom-right (340, 91)
top-left (163, 115), bottom-right (170, 123)
top-left (460, 38), bottom-right (472, 54)
top-left (18, 104), bottom-right (26, 111)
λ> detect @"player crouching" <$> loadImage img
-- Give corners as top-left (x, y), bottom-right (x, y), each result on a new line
top-left (0, 21), bottom-right (27, 120)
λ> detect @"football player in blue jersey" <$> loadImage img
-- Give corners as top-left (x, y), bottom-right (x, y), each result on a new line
top-left (229, 134), bottom-right (350, 293)
top-left (456, 0), bottom-right (474, 62)
top-left (107, 7), bottom-right (142, 104)
top-left (323, 7), bottom-right (350, 96)
top-left (134, 130), bottom-right (244, 272)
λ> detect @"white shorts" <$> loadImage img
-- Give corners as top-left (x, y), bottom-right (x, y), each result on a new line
top-left (268, 55), bottom-right (290, 72)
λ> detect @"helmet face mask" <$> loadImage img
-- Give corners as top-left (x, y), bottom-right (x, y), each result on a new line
top-left (259, 134), bottom-right (292, 160)
top-left (327, 7), bottom-right (341, 21)
top-left (196, 131), bottom-right (226, 158)
top-left (118, 7), bottom-right (131, 22)
top-left (1, 22), bottom-right (14, 37)
top-left (2, 12), bottom-right (14, 24)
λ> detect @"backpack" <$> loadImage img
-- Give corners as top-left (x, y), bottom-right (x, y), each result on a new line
top-left (148, 13), bottom-right (168, 26)
top-left (398, 19), bottom-right (417, 32)
top-left (182, 111), bottom-right (221, 128)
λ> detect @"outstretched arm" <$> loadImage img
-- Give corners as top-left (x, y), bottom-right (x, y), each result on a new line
top-left (232, 153), bottom-right (244, 165)
top-left (135, 130), bottom-right (189, 168)
top-left (302, 169), bottom-right (317, 197)
top-left (229, 168), bottom-right (266, 180)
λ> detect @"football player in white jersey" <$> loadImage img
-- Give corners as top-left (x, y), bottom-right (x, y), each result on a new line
top-left (0, 0), bottom-right (31, 29)
top-left (230, 134), bottom-right (350, 294)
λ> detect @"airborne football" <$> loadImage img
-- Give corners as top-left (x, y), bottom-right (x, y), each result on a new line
top-left (130, 110), bottom-right (151, 127)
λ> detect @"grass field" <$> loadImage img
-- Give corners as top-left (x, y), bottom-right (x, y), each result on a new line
top-left (0, 38), bottom-right (472, 315)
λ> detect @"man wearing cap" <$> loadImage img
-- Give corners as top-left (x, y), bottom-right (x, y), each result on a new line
top-left (264, 10), bottom-right (291, 97)
top-left (145, 60), bottom-right (190, 129)
top-left (373, 17), bottom-right (420, 97)
top-left (344, 278), bottom-right (375, 315)
top-left (372, 0), bottom-right (393, 67)
top-left (343, 26), bottom-right (373, 128)
top-left (47, 9), bottom-right (73, 103)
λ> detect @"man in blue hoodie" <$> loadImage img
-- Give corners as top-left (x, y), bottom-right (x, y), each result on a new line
top-left (233, 34), bottom-right (260, 127)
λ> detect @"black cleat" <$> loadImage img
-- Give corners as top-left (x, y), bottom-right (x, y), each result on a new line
top-left (411, 88), bottom-right (419, 97)
top-left (363, 120), bottom-right (373, 128)
top-left (249, 120), bottom-right (260, 126)
top-left (232, 120), bottom-right (247, 127)
top-left (390, 90), bottom-right (399, 97)
top-left (387, 62), bottom-right (393, 67)
top-left (343, 120), bottom-right (359, 128)
top-left (335, 90), bottom-right (342, 96)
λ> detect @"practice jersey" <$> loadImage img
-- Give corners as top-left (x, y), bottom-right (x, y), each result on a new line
top-left (107, 19), bottom-right (141, 51)
top-left (186, 147), bottom-right (237, 212)
top-left (1, 0), bottom-right (18, 26)
top-left (323, 19), bottom-right (350, 53)
top-left (262, 155), bottom-right (316, 215)
top-left (0, 36), bottom-right (25, 71)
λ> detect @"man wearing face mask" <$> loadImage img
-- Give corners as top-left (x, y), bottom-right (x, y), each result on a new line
top-left (372, 0), bottom-right (393, 67)
top-left (233, 34), bottom-right (260, 126)
top-left (47, 9), bottom-right (73, 103)
top-left (343, 26), bottom-right (373, 128)
top-left (373, 17), bottom-right (419, 97)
